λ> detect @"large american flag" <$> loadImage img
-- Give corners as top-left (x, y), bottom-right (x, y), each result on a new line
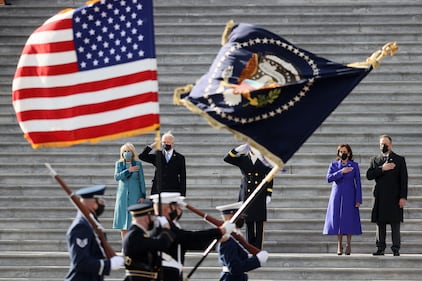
top-left (12, 0), bottom-right (159, 149)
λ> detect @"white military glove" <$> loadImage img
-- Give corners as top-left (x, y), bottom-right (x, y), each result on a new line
top-left (256, 250), bottom-right (269, 265)
top-left (222, 221), bottom-right (236, 238)
top-left (234, 143), bottom-right (250, 155)
top-left (110, 256), bottom-right (124, 270)
top-left (266, 196), bottom-right (271, 205)
top-left (155, 216), bottom-right (169, 228)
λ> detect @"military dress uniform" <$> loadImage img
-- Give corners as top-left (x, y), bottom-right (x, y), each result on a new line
top-left (123, 202), bottom-right (176, 281)
top-left (151, 193), bottom-right (223, 281)
top-left (65, 185), bottom-right (114, 281)
top-left (216, 202), bottom-right (264, 281)
top-left (224, 149), bottom-right (273, 249)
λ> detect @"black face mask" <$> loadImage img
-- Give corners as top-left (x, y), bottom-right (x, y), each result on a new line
top-left (147, 216), bottom-right (155, 231)
top-left (163, 144), bottom-right (172, 151)
top-left (169, 209), bottom-right (178, 221)
top-left (235, 218), bottom-right (245, 229)
top-left (340, 153), bottom-right (348, 161)
top-left (381, 144), bottom-right (389, 154)
top-left (95, 203), bottom-right (105, 217)
top-left (175, 209), bottom-right (183, 221)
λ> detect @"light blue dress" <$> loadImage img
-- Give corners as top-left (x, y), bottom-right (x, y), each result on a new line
top-left (323, 160), bottom-right (363, 235)
top-left (113, 160), bottom-right (146, 230)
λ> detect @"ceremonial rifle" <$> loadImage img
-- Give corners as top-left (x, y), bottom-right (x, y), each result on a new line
top-left (182, 202), bottom-right (259, 255)
top-left (182, 202), bottom-right (260, 280)
top-left (45, 163), bottom-right (116, 258)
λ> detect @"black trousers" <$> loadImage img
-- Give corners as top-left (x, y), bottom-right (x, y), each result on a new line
top-left (246, 220), bottom-right (264, 249)
top-left (375, 222), bottom-right (401, 252)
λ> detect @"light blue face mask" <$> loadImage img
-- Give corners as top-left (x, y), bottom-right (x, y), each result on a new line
top-left (123, 151), bottom-right (133, 160)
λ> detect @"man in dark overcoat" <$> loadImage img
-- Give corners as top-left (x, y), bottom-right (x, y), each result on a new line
top-left (139, 131), bottom-right (186, 196)
top-left (224, 144), bottom-right (273, 249)
top-left (366, 134), bottom-right (408, 256)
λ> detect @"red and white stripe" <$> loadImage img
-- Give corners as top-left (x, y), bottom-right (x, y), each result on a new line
top-left (12, 10), bottom-right (159, 148)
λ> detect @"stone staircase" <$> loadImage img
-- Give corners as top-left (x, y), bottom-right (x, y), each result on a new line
top-left (1, 0), bottom-right (422, 280)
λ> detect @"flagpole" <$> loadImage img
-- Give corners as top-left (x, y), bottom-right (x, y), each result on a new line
top-left (229, 164), bottom-right (281, 224)
top-left (154, 130), bottom-right (162, 216)
top-left (153, 129), bottom-right (164, 281)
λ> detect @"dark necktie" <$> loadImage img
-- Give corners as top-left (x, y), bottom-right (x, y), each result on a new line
top-left (383, 156), bottom-right (388, 162)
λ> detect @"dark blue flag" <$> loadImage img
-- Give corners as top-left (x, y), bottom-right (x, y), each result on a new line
top-left (174, 22), bottom-right (384, 167)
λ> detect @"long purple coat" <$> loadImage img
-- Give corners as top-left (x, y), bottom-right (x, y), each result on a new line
top-left (323, 160), bottom-right (362, 235)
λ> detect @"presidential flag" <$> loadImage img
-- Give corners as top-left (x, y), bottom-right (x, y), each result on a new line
top-left (12, 0), bottom-right (159, 149)
top-left (175, 22), bottom-right (397, 167)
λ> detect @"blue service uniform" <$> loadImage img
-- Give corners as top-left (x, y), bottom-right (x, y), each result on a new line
top-left (65, 212), bottom-right (111, 281)
top-left (218, 236), bottom-right (261, 281)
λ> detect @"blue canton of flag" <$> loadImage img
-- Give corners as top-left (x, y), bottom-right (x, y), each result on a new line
top-left (174, 22), bottom-right (373, 167)
top-left (73, 0), bottom-right (155, 71)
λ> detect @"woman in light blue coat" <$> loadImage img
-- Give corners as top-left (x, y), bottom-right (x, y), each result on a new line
top-left (113, 142), bottom-right (146, 240)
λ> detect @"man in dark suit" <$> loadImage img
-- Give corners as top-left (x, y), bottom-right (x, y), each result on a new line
top-left (65, 185), bottom-right (124, 281)
top-left (224, 144), bottom-right (273, 249)
top-left (139, 131), bottom-right (186, 196)
top-left (367, 134), bottom-right (408, 256)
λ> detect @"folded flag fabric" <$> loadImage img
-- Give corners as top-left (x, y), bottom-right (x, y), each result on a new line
top-left (174, 21), bottom-right (397, 167)
top-left (12, 0), bottom-right (159, 149)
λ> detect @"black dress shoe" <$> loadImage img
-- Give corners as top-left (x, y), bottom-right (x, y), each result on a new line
top-left (393, 251), bottom-right (400, 256)
top-left (372, 249), bottom-right (384, 256)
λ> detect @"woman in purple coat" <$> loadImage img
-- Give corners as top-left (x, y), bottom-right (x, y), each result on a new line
top-left (323, 144), bottom-right (362, 255)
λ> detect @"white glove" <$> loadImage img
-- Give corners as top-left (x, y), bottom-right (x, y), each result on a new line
top-left (234, 144), bottom-right (249, 155)
top-left (110, 256), bottom-right (124, 270)
top-left (266, 196), bottom-right (271, 205)
top-left (156, 216), bottom-right (169, 228)
top-left (222, 221), bottom-right (236, 238)
top-left (256, 250), bottom-right (269, 265)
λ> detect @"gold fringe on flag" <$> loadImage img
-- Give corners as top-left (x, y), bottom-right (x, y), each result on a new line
top-left (348, 41), bottom-right (398, 69)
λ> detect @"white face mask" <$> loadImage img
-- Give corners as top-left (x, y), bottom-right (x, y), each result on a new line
top-left (249, 146), bottom-right (261, 164)
top-left (250, 153), bottom-right (258, 164)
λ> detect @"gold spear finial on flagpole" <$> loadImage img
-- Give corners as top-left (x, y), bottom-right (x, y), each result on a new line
top-left (348, 41), bottom-right (398, 69)
top-left (221, 20), bottom-right (235, 46)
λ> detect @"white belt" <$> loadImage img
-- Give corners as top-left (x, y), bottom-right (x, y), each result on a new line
top-left (162, 253), bottom-right (183, 272)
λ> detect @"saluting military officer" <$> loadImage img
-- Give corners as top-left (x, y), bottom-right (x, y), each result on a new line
top-left (224, 144), bottom-right (273, 249)
top-left (123, 201), bottom-right (176, 281)
top-left (151, 192), bottom-right (235, 281)
top-left (65, 185), bottom-right (124, 281)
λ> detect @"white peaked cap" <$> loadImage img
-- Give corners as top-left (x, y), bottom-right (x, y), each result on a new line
top-left (216, 201), bottom-right (243, 214)
top-left (150, 192), bottom-right (182, 204)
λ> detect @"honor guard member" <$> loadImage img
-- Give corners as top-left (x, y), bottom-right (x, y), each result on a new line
top-left (123, 201), bottom-right (176, 281)
top-left (151, 192), bottom-right (235, 281)
top-left (216, 202), bottom-right (269, 281)
top-left (65, 185), bottom-right (124, 281)
top-left (224, 144), bottom-right (273, 249)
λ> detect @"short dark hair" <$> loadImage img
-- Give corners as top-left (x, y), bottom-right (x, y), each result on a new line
top-left (380, 134), bottom-right (392, 143)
